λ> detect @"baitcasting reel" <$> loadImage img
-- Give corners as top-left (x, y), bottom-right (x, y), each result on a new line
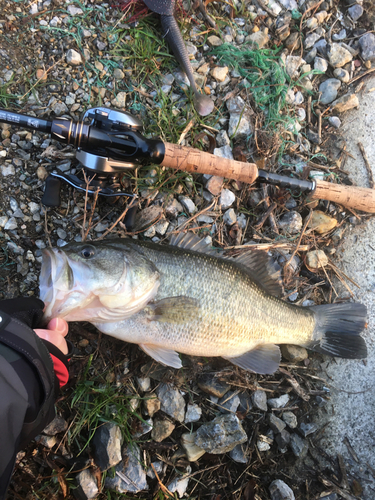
top-left (41, 107), bottom-right (159, 207)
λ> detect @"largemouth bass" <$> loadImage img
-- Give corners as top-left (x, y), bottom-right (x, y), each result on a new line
top-left (39, 234), bottom-right (367, 374)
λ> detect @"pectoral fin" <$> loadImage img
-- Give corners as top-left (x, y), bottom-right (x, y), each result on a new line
top-left (140, 344), bottom-right (182, 368)
top-left (223, 344), bottom-right (281, 374)
top-left (144, 296), bottom-right (200, 324)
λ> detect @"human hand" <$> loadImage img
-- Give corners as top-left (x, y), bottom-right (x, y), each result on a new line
top-left (34, 318), bottom-right (69, 355)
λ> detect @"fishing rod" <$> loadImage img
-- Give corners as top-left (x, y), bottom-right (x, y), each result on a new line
top-left (0, 106), bottom-right (374, 213)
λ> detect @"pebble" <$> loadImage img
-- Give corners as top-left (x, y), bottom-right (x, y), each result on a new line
top-left (276, 429), bottom-right (291, 451)
top-left (167, 467), bottom-right (191, 498)
top-left (269, 479), bottom-right (295, 500)
top-left (251, 390), bottom-right (268, 411)
top-left (319, 78), bottom-right (341, 104)
top-left (229, 443), bottom-right (248, 463)
top-left (348, 4), bottom-right (363, 21)
top-left (181, 432), bottom-right (206, 461)
top-left (178, 195), bottom-right (197, 214)
top-left (156, 383), bottom-right (185, 422)
top-left (300, 422), bottom-right (318, 436)
top-left (213, 145), bottom-right (234, 160)
top-left (206, 175), bottom-right (224, 196)
top-left (333, 29), bottom-right (347, 42)
top-left (281, 345), bottom-right (308, 362)
top-left (328, 116), bottom-right (341, 128)
top-left (207, 35), bottom-right (222, 47)
top-left (1, 165), bottom-right (15, 176)
top-left (289, 433), bottom-right (308, 457)
top-left (223, 208), bottom-right (237, 226)
top-left (327, 43), bottom-right (353, 67)
top-left (226, 96), bottom-right (254, 139)
top-left (198, 374), bottom-right (230, 398)
top-left (282, 411), bottom-right (298, 429)
top-left (4, 217), bottom-right (18, 230)
top-left (194, 414), bottom-right (247, 454)
top-left (331, 93), bottom-right (359, 113)
top-left (92, 422), bottom-right (123, 471)
top-left (136, 377), bottom-right (151, 392)
top-left (75, 469), bottom-right (99, 500)
top-left (246, 31), bottom-right (269, 49)
top-left (278, 211), bottom-right (303, 234)
top-left (308, 210), bottom-right (338, 234)
top-left (269, 413), bottom-right (287, 434)
top-left (211, 66), bottom-right (229, 82)
top-left (218, 390), bottom-right (241, 413)
top-left (306, 249), bottom-right (329, 268)
top-left (185, 403), bottom-right (202, 423)
top-left (165, 198), bottom-right (183, 218)
top-left (105, 444), bottom-right (148, 493)
top-left (219, 189), bottom-right (236, 209)
top-left (278, 0), bottom-right (298, 9)
top-left (43, 415), bottom-right (68, 435)
top-left (267, 394), bottom-right (289, 409)
top-left (151, 419), bottom-right (175, 442)
top-left (358, 33), bottom-right (375, 61)
top-left (144, 395), bottom-right (161, 417)
top-left (66, 49), bottom-right (82, 66)
top-left (285, 56), bottom-right (305, 78)
top-left (257, 439), bottom-right (271, 452)
top-left (111, 91), bottom-right (126, 108)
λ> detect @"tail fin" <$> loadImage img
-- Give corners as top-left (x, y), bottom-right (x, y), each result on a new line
top-left (307, 303), bottom-right (367, 359)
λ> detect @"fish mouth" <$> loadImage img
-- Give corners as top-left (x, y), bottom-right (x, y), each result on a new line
top-left (39, 247), bottom-right (73, 320)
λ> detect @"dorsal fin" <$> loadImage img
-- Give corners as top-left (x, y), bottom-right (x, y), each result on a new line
top-left (169, 232), bottom-right (221, 256)
top-left (227, 250), bottom-right (284, 298)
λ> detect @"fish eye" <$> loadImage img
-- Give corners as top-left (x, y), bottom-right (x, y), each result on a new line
top-left (81, 245), bottom-right (95, 259)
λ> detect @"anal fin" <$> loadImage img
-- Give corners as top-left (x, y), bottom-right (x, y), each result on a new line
top-left (223, 344), bottom-right (281, 374)
top-left (140, 344), bottom-right (182, 368)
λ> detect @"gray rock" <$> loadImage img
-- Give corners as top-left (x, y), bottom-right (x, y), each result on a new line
top-left (305, 48), bottom-right (317, 64)
top-left (278, 211), bottom-right (302, 234)
top-left (305, 33), bottom-right (322, 49)
top-left (282, 411), bottom-right (298, 429)
top-left (167, 466), bottom-right (191, 498)
top-left (307, 129), bottom-right (321, 144)
top-left (136, 377), bottom-right (151, 392)
top-left (178, 195), bottom-right (197, 215)
top-left (66, 49), bottom-right (82, 66)
top-left (43, 415), bottom-right (68, 436)
top-left (195, 414), bottom-right (247, 454)
top-left (251, 390), bottom-right (268, 411)
top-left (35, 434), bottom-right (57, 448)
top-left (269, 479), bottom-right (295, 500)
top-left (332, 29), bottom-right (347, 42)
top-left (4, 217), bottom-right (17, 230)
top-left (359, 33), bottom-right (375, 61)
top-left (300, 422), bottom-right (318, 436)
top-left (67, 4), bottom-right (83, 15)
top-left (328, 116), bottom-right (341, 128)
top-left (276, 429), bottom-right (291, 450)
top-left (219, 189), bottom-right (236, 209)
top-left (267, 394), bottom-right (289, 409)
top-left (133, 418), bottom-right (153, 438)
top-left (1, 165), bottom-right (15, 176)
top-left (226, 96), bottom-right (254, 139)
top-left (198, 374), bottom-right (230, 398)
top-left (319, 78), bottom-right (341, 104)
top-left (74, 469), bottom-right (99, 500)
top-left (213, 145), bottom-right (234, 160)
top-left (0, 216), bottom-right (8, 228)
top-left (223, 208), bottom-right (237, 226)
top-left (289, 433), bottom-right (308, 457)
top-left (278, 0), bottom-right (298, 9)
top-left (185, 403), bottom-right (202, 423)
top-left (105, 444), bottom-right (148, 493)
top-left (165, 198), bottom-right (183, 218)
top-left (285, 56), bottom-right (305, 78)
top-left (157, 383), bottom-right (185, 422)
top-left (151, 419), bottom-right (175, 442)
top-left (229, 443), bottom-right (248, 463)
top-left (218, 391), bottom-right (240, 413)
top-left (348, 4), bottom-right (363, 21)
top-left (216, 130), bottom-right (230, 146)
top-left (327, 43), bottom-right (353, 67)
top-left (268, 413), bottom-right (287, 433)
top-left (92, 422), bottom-right (123, 471)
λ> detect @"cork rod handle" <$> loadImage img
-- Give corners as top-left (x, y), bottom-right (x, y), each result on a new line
top-left (312, 179), bottom-right (375, 213)
top-left (161, 142), bottom-right (259, 184)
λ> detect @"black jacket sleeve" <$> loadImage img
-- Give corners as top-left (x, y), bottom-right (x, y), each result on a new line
top-left (0, 300), bottom-right (58, 500)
